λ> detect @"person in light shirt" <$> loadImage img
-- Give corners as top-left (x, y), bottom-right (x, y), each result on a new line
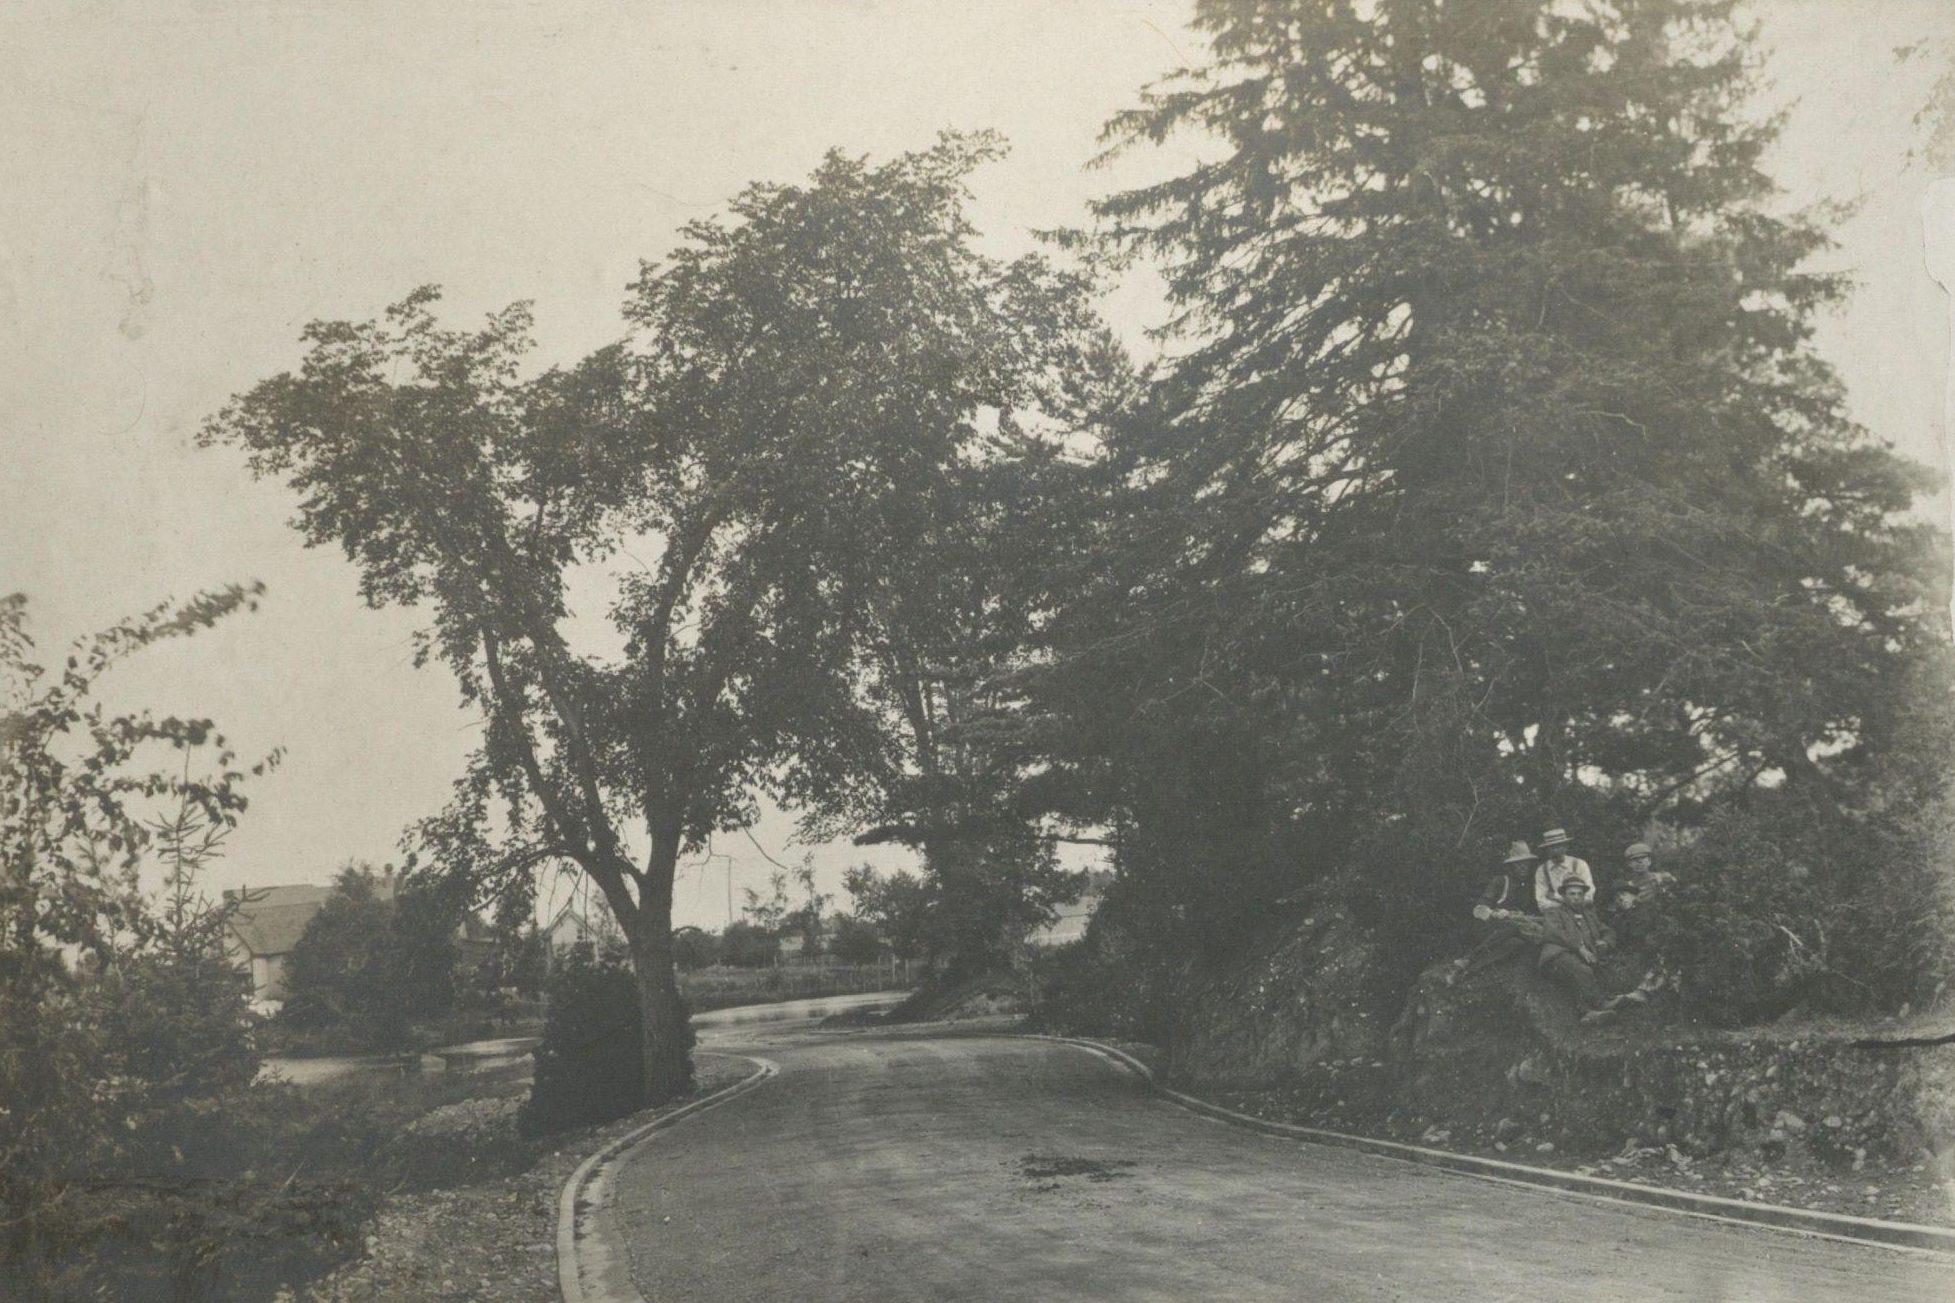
top-left (1531, 827), bottom-right (1595, 910)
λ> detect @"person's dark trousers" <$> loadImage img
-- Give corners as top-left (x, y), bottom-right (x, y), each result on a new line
top-left (1458, 925), bottom-right (1535, 979)
top-left (1541, 951), bottom-right (1608, 1010)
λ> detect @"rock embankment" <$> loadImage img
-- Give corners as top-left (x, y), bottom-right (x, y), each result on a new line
top-left (1157, 902), bottom-right (1955, 1223)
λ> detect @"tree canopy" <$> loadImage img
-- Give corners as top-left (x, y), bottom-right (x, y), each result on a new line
top-left (205, 133), bottom-right (1111, 1097)
top-left (1027, 0), bottom-right (1950, 960)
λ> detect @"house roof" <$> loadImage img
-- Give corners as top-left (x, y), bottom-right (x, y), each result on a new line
top-left (223, 882), bottom-right (348, 958)
top-left (227, 899), bottom-right (321, 958)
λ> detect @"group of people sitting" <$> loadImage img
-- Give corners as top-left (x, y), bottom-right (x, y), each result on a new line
top-left (1456, 827), bottom-right (1674, 1025)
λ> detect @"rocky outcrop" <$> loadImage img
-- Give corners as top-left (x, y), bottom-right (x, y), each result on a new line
top-left (1164, 908), bottom-right (1955, 1176)
top-left (1166, 904), bottom-right (1401, 1090)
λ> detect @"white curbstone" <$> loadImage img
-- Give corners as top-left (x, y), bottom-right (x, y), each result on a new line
top-left (1030, 1032), bottom-right (1955, 1258)
top-left (557, 1056), bottom-right (779, 1303)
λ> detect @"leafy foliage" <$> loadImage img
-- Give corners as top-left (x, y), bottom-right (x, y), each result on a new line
top-left (277, 864), bottom-right (460, 1052)
top-left (522, 942), bottom-right (683, 1133)
top-left (205, 134), bottom-right (1109, 1100)
top-left (1023, 0), bottom-right (1952, 1009)
top-left (0, 590), bottom-right (277, 1290)
top-left (716, 919), bottom-right (779, 969)
top-left (843, 865), bottom-right (936, 966)
top-left (826, 913), bottom-right (884, 966)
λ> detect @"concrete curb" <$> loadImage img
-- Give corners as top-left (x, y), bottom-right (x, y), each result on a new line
top-left (1031, 1033), bottom-right (1955, 1256)
top-left (557, 1056), bottom-right (779, 1303)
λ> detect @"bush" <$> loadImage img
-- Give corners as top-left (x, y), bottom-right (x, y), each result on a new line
top-left (277, 866), bottom-right (461, 1052)
top-left (523, 943), bottom-right (688, 1133)
top-left (827, 914), bottom-right (883, 966)
top-left (1638, 803), bottom-right (1911, 1025)
top-left (103, 942), bottom-right (260, 1106)
top-left (1029, 925), bottom-right (1174, 1045)
top-left (718, 920), bottom-right (778, 968)
top-left (674, 927), bottom-right (722, 970)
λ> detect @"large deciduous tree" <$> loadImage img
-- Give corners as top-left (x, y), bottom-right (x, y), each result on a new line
top-left (834, 420), bottom-right (1122, 978)
top-left (205, 134), bottom-right (1105, 1099)
top-left (1035, 0), bottom-right (1948, 958)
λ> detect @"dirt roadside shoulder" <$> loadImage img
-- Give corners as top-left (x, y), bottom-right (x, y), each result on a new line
top-left (295, 1054), bottom-right (753, 1303)
top-left (1033, 1033), bottom-right (1955, 1255)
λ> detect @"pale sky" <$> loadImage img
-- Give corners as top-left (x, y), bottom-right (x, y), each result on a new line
top-left (3, 0), bottom-right (1949, 929)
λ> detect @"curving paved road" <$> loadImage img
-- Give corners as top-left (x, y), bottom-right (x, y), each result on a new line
top-left (607, 1026), bottom-right (1955, 1301)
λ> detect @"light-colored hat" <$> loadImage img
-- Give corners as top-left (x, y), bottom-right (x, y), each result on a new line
top-left (1503, 841), bottom-right (1536, 865)
top-left (1539, 827), bottom-right (1571, 849)
top-left (1624, 842), bottom-right (1652, 859)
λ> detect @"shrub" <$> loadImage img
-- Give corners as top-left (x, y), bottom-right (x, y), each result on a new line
top-left (827, 914), bottom-right (883, 966)
top-left (1640, 804), bottom-right (1873, 1024)
top-left (523, 943), bottom-right (690, 1133)
top-left (103, 941), bottom-right (260, 1107)
top-left (1029, 925), bottom-right (1174, 1045)
top-left (278, 866), bottom-right (461, 1052)
top-left (718, 920), bottom-right (778, 968)
top-left (673, 927), bottom-right (721, 970)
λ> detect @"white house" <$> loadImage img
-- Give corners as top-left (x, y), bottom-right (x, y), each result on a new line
top-left (542, 897), bottom-right (625, 958)
top-left (223, 876), bottom-right (396, 1006)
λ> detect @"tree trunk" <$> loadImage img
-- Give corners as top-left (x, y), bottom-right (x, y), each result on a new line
top-left (624, 839), bottom-right (693, 1104)
top-left (628, 927), bottom-right (694, 1104)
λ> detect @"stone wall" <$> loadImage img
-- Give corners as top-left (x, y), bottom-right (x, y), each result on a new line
top-left (1164, 907), bottom-right (1955, 1175)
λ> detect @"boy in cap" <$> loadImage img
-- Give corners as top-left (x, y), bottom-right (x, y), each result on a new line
top-left (1610, 841), bottom-right (1675, 914)
top-left (1607, 839), bottom-right (1677, 991)
top-left (1532, 827), bottom-right (1595, 910)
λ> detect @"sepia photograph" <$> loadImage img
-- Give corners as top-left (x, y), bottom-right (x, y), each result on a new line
top-left (4, 0), bottom-right (1955, 1298)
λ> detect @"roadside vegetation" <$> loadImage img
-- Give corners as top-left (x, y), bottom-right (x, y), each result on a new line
top-left (11, 2), bottom-right (1955, 1293)
top-left (261, 864), bottom-right (546, 1058)
top-left (206, 0), bottom-right (1952, 1129)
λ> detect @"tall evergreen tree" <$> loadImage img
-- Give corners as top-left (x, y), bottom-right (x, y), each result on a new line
top-left (1038, 0), bottom-right (1947, 950)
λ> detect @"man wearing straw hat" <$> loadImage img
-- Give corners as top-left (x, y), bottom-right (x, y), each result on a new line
top-left (1532, 827), bottom-right (1595, 910)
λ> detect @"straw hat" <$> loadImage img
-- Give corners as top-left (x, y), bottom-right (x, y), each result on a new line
top-left (1538, 827), bottom-right (1572, 850)
top-left (1502, 841), bottom-right (1536, 865)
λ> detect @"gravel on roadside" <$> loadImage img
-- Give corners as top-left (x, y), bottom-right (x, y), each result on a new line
top-left (293, 1053), bottom-right (754, 1303)
top-left (1199, 1079), bottom-right (1955, 1230)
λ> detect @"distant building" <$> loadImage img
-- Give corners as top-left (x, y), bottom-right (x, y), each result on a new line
top-left (223, 872), bottom-right (396, 1001)
top-left (455, 912), bottom-right (499, 968)
top-left (223, 875), bottom-right (397, 1006)
top-left (543, 897), bottom-right (624, 958)
top-left (223, 883), bottom-right (329, 1005)
top-left (1026, 870), bottom-right (1112, 950)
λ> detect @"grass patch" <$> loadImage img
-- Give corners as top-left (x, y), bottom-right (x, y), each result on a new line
top-left (679, 964), bottom-right (910, 1013)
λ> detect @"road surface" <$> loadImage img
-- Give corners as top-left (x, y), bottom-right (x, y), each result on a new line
top-left (608, 1025), bottom-right (1955, 1301)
